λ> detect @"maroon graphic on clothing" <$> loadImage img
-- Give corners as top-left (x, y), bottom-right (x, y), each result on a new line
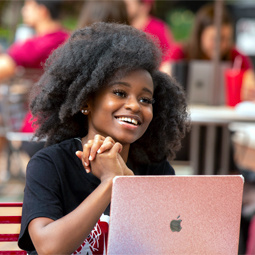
top-left (72, 214), bottom-right (109, 255)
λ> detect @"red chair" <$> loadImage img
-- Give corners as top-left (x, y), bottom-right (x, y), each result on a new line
top-left (0, 202), bottom-right (26, 254)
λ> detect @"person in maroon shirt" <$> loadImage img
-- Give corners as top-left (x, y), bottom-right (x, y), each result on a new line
top-left (5, 0), bottom-right (69, 133)
top-left (170, 3), bottom-right (255, 102)
top-left (124, 0), bottom-right (174, 74)
top-left (0, 0), bottom-right (69, 161)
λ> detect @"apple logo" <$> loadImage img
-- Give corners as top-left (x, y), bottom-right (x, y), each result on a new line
top-left (170, 215), bottom-right (182, 232)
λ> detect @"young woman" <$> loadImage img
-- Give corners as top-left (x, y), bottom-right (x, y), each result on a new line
top-left (170, 3), bottom-right (255, 102)
top-left (18, 22), bottom-right (189, 254)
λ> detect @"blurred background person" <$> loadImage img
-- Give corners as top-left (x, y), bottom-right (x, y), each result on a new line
top-left (77, 0), bottom-right (129, 28)
top-left (10, 0), bottom-right (69, 134)
top-left (170, 3), bottom-right (255, 102)
top-left (0, 0), bottom-right (69, 82)
top-left (0, 0), bottom-right (69, 164)
top-left (124, 0), bottom-right (174, 74)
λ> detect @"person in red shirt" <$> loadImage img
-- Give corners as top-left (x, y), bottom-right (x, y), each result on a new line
top-left (124, 0), bottom-right (174, 74)
top-left (0, 0), bottom-right (69, 160)
top-left (5, 0), bottom-right (69, 134)
top-left (170, 3), bottom-right (255, 102)
top-left (0, 0), bottom-right (69, 81)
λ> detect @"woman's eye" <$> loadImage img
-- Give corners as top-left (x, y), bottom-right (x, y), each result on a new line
top-left (113, 90), bottom-right (127, 98)
top-left (139, 97), bottom-right (155, 105)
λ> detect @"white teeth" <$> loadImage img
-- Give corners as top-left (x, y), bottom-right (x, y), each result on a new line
top-left (117, 117), bottom-right (138, 125)
top-left (131, 119), bottom-right (137, 125)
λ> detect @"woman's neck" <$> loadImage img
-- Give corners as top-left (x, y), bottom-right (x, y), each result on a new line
top-left (131, 14), bottom-right (150, 30)
top-left (120, 144), bottom-right (130, 163)
top-left (35, 20), bottom-right (62, 36)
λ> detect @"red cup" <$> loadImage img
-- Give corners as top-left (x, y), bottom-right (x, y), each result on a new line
top-left (225, 69), bottom-right (244, 107)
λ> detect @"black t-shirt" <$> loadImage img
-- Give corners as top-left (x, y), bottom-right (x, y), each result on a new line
top-left (18, 138), bottom-right (175, 254)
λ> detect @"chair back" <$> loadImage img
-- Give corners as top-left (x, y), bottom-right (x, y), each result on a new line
top-left (0, 68), bottom-right (43, 133)
top-left (0, 202), bottom-right (26, 254)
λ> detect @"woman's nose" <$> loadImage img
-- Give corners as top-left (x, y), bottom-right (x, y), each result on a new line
top-left (124, 96), bottom-right (140, 112)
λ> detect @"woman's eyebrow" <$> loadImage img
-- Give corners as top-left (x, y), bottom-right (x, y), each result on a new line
top-left (110, 81), bottom-right (153, 95)
top-left (143, 87), bottom-right (153, 95)
top-left (110, 81), bottom-right (130, 87)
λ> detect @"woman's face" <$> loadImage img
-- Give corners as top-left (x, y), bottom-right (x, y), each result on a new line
top-left (200, 24), bottom-right (233, 59)
top-left (124, 0), bottom-right (142, 23)
top-left (86, 69), bottom-right (154, 145)
top-left (22, 0), bottom-right (44, 27)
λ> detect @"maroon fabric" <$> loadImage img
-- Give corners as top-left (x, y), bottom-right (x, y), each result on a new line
top-left (8, 30), bottom-right (69, 69)
top-left (143, 16), bottom-right (174, 63)
top-left (8, 30), bottom-right (69, 132)
top-left (169, 43), bottom-right (253, 71)
top-left (246, 216), bottom-right (255, 255)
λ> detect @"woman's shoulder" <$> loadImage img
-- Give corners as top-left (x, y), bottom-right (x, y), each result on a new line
top-left (26, 138), bottom-right (83, 182)
top-left (29, 138), bottom-right (81, 165)
top-left (230, 47), bottom-right (253, 71)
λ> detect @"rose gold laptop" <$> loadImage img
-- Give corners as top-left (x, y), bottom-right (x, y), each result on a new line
top-left (107, 175), bottom-right (244, 255)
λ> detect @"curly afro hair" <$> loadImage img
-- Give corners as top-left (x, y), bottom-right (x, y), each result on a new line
top-left (30, 22), bottom-right (190, 164)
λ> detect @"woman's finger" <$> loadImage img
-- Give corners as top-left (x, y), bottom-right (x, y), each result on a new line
top-left (75, 150), bottom-right (90, 173)
top-left (82, 140), bottom-right (94, 172)
top-left (97, 136), bottom-right (115, 154)
top-left (89, 135), bottom-right (105, 160)
top-left (110, 142), bottom-right (123, 156)
top-left (75, 150), bottom-right (82, 160)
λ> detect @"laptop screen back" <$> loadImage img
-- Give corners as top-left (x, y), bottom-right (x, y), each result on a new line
top-left (187, 60), bottom-right (231, 105)
top-left (108, 175), bottom-right (243, 255)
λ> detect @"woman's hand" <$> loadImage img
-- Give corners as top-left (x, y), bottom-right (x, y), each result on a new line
top-left (89, 142), bottom-right (129, 182)
top-left (76, 135), bottom-right (117, 173)
top-left (76, 135), bottom-right (133, 180)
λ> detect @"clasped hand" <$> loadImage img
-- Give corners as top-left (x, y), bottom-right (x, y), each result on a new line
top-left (76, 135), bottom-right (133, 182)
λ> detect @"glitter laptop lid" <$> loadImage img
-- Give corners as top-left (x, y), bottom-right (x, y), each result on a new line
top-left (107, 175), bottom-right (244, 255)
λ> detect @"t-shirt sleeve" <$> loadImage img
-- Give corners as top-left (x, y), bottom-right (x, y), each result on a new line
top-left (8, 31), bottom-right (69, 68)
top-left (8, 40), bottom-right (45, 68)
top-left (231, 48), bottom-right (253, 71)
top-left (18, 150), bottom-right (64, 252)
top-left (160, 23), bottom-right (174, 63)
top-left (169, 44), bottom-right (186, 61)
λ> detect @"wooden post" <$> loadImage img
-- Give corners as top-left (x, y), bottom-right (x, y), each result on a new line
top-left (213, 0), bottom-right (224, 105)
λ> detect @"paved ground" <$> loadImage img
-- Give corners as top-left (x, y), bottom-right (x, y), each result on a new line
top-left (0, 147), bottom-right (26, 202)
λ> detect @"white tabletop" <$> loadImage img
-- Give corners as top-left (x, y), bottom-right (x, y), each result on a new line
top-left (189, 104), bottom-right (255, 124)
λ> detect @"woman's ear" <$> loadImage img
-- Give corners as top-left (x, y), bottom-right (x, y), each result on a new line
top-left (81, 104), bottom-right (90, 115)
top-left (81, 109), bottom-right (89, 115)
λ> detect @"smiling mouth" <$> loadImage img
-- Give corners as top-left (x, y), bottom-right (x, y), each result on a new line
top-left (115, 117), bottom-right (141, 126)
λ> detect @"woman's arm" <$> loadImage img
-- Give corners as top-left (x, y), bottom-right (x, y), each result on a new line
top-left (28, 140), bottom-right (133, 255)
top-left (28, 176), bottom-right (113, 255)
top-left (241, 69), bottom-right (255, 102)
top-left (0, 54), bottom-right (16, 81)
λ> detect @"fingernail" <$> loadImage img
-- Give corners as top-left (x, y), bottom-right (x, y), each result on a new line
top-left (97, 149), bottom-right (101, 153)
top-left (89, 155), bottom-right (92, 161)
top-left (84, 161), bottom-right (89, 166)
